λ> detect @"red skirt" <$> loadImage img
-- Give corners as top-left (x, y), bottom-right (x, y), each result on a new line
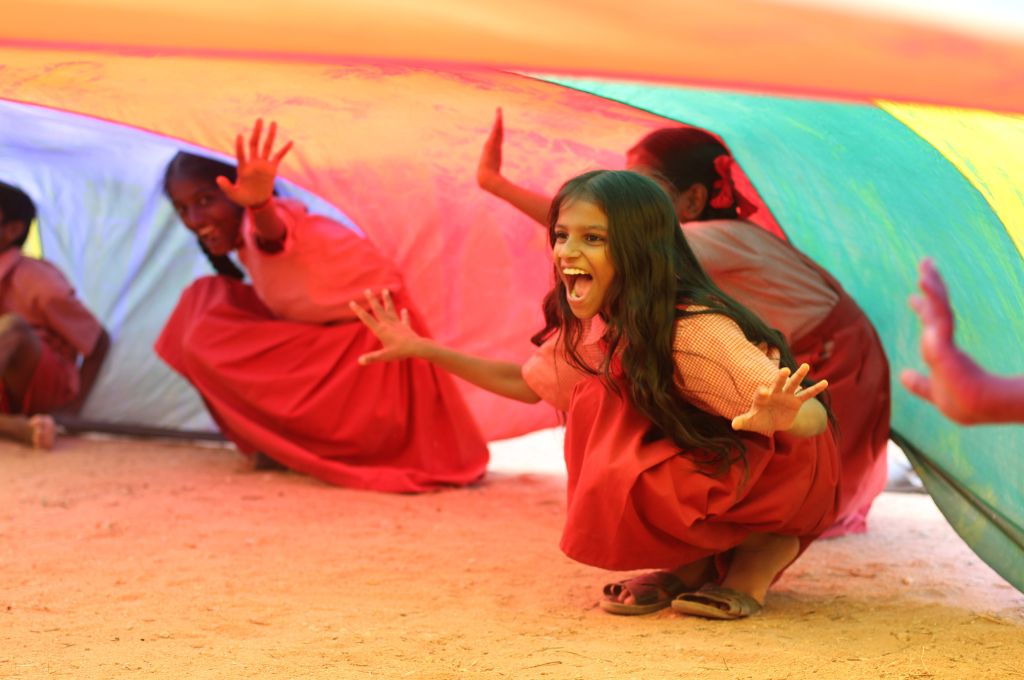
top-left (792, 292), bottom-right (890, 537)
top-left (155, 276), bottom-right (489, 492)
top-left (559, 376), bottom-right (841, 571)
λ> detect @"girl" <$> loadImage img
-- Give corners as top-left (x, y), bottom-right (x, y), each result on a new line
top-left (478, 111), bottom-right (889, 539)
top-left (353, 170), bottom-right (840, 619)
top-left (156, 119), bottom-right (488, 492)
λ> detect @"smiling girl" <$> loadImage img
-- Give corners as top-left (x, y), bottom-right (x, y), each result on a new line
top-left (353, 170), bottom-right (840, 619)
top-left (155, 120), bottom-right (488, 492)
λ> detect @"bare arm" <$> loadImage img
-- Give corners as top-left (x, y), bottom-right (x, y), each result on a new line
top-left (477, 108), bottom-right (553, 227)
top-left (56, 327), bottom-right (110, 416)
top-left (901, 258), bottom-right (1024, 424)
top-left (350, 289), bottom-right (541, 404)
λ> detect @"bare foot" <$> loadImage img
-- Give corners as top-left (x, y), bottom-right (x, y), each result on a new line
top-left (719, 533), bottom-right (800, 605)
top-left (0, 413), bottom-right (56, 449)
top-left (29, 415), bottom-right (56, 449)
top-left (603, 557), bottom-right (714, 608)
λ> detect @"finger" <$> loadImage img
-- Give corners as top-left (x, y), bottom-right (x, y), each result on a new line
top-left (400, 308), bottom-right (411, 328)
top-left (235, 133), bottom-right (246, 164)
top-left (249, 119), bottom-right (264, 159)
top-left (769, 367), bottom-right (790, 394)
top-left (381, 288), bottom-right (396, 316)
top-left (357, 349), bottom-right (390, 366)
top-left (364, 288), bottom-right (388, 319)
top-left (215, 176), bottom-right (234, 194)
top-left (495, 107), bottom-right (503, 140)
top-left (795, 378), bottom-right (828, 401)
top-left (908, 293), bottom-right (925, 319)
top-left (272, 140), bottom-right (293, 165)
top-left (899, 368), bottom-right (933, 401)
top-left (262, 121), bottom-right (277, 158)
top-left (784, 363), bottom-right (810, 393)
top-left (731, 413), bottom-right (748, 431)
top-left (348, 300), bottom-right (379, 331)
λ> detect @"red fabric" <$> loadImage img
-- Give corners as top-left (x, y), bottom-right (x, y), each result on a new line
top-left (559, 374), bottom-right (841, 571)
top-left (0, 342), bottom-right (77, 414)
top-left (154, 276), bottom-right (488, 492)
top-left (792, 287), bottom-right (891, 537)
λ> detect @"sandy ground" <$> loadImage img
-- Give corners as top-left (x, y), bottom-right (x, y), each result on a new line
top-left (2, 435), bottom-right (1023, 680)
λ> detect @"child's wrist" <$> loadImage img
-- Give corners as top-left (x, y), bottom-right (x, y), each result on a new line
top-left (249, 196), bottom-right (274, 211)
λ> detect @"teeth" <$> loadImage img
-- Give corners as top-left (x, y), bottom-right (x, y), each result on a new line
top-left (562, 268), bottom-right (588, 275)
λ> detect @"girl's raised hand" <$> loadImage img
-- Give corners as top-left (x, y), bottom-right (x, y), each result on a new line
top-left (216, 119), bottom-right (294, 207)
top-left (350, 289), bottom-right (425, 365)
top-left (731, 364), bottom-right (828, 436)
top-left (476, 108), bottom-right (504, 192)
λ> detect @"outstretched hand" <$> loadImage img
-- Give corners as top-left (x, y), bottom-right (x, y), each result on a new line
top-left (477, 107), bottom-right (504, 192)
top-left (731, 364), bottom-right (828, 436)
top-left (899, 258), bottom-right (989, 424)
top-left (349, 289), bottom-right (424, 365)
top-left (216, 118), bottom-right (294, 208)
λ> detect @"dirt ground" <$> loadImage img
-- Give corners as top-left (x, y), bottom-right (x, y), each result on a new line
top-left (2, 436), bottom-right (1022, 680)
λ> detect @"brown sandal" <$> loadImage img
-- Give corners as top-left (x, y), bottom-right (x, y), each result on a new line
top-left (671, 585), bottom-right (763, 620)
top-left (600, 571), bottom-right (687, 615)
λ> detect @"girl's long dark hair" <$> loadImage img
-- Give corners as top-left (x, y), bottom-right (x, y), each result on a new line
top-left (630, 127), bottom-right (737, 221)
top-left (534, 170), bottom-right (808, 475)
top-left (163, 152), bottom-right (245, 280)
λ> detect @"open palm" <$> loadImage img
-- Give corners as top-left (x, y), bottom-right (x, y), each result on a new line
top-left (731, 364), bottom-right (827, 436)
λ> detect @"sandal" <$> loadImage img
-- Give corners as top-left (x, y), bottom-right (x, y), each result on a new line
top-left (671, 584), bottom-right (763, 620)
top-left (600, 571), bottom-right (687, 615)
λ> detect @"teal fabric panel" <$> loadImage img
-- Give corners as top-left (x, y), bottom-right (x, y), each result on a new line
top-left (542, 77), bottom-right (1024, 593)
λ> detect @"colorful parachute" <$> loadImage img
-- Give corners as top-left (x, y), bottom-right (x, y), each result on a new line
top-left (1, 1), bottom-right (1022, 591)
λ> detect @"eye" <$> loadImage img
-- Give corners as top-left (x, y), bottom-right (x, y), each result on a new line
top-left (553, 229), bottom-right (568, 242)
top-left (584, 233), bottom-right (605, 244)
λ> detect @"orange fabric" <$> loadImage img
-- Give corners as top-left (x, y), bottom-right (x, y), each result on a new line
top-left (0, 53), bottom-right (784, 440)
top-left (3, 0), bottom-right (1022, 111)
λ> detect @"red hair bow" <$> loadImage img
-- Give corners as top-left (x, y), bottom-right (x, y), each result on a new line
top-left (710, 155), bottom-right (757, 219)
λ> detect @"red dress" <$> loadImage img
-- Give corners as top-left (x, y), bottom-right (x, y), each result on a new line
top-left (686, 220), bottom-right (890, 536)
top-left (524, 312), bottom-right (841, 571)
top-left (155, 200), bottom-right (488, 492)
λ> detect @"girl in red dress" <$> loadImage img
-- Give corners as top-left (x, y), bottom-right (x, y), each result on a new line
top-left (354, 170), bottom-right (840, 619)
top-left (478, 111), bottom-right (889, 539)
top-left (156, 120), bottom-right (488, 492)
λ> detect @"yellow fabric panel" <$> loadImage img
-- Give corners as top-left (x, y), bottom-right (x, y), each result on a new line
top-left (3, 0), bottom-right (1024, 112)
top-left (880, 102), bottom-right (1024, 260)
top-left (23, 218), bottom-right (42, 259)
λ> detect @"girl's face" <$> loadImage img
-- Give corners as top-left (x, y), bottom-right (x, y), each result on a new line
top-left (552, 199), bottom-right (615, 320)
top-left (166, 175), bottom-right (244, 256)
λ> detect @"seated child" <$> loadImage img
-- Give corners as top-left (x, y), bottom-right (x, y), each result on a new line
top-left (0, 181), bottom-right (109, 449)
